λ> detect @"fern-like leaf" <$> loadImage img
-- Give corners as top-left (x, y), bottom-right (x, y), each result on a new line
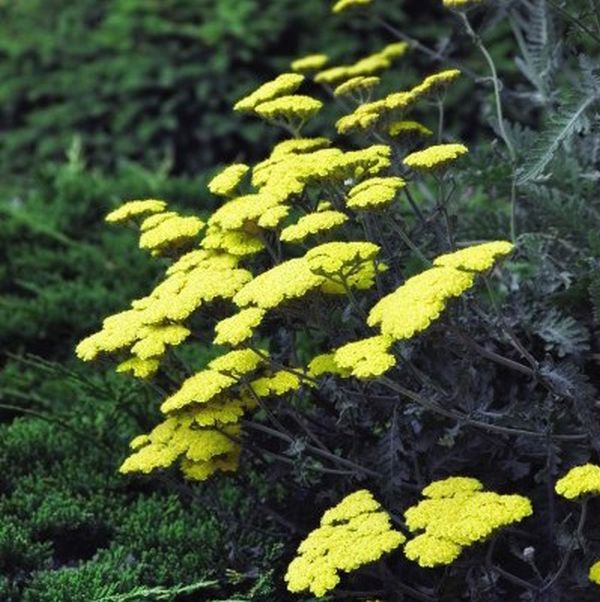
top-left (533, 308), bottom-right (590, 357)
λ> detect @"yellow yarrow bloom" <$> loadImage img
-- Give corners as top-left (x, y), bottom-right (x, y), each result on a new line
top-left (367, 266), bottom-right (476, 340)
top-left (209, 192), bottom-right (281, 231)
top-left (291, 54), bottom-right (329, 73)
top-left (208, 164), bottom-right (250, 197)
top-left (249, 371), bottom-right (302, 397)
top-left (411, 69), bottom-right (461, 98)
top-left (116, 356), bottom-right (160, 379)
top-left (270, 137), bottom-right (332, 159)
top-left (285, 489), bottom-right (405, 596)
top-left (234, 73), bottom-right (304, 112)
top-left (257, 204), bottom-right (291, 229)
top-left (334, 76), bottom-right (380, 98)
top-left (334, 335), bottom-right (395, 378)
top-left (202, 227), bottom-right (265, 257)
top-left (316, 47), bottom-right (395, 85)
top-left (255, 95), bottom-right (323, 123)
top-left (130, 323), bottom-right (190, 360)
top-left (307, 352), bottom-right (352, 378)
top-left (404, 477), bottom-right (532, 567)
top-left (332, 0), bottom-right (373, 13)
top-left (555, 463), bottom-right (600, 500)
top-left (434, 241), bottom-right (514, 272)
top-left (105, 199), bottom-right (166, 223)
top-left (380, 42), bottom-right (409, 61)
top-left (346, 176), bottom-right (406, 210)
top-left (590, 561), bottom-right (600, 585)
top-left (214, 308), bottom-right (266, 346)
top-left (166, 249), bottom-right (239, 276)
top-left (234, 257), bottom-right (325, 309)
top-left (280, 210), bottom-right (348, 243)
top-left (388, 120), bottom-right (433, 139)
top-left (306, 241), bottom-right (380, 277)
top-left (139, 212), bottom-right (205, 253)
top-left (403, 143), bottom-right (468, 171)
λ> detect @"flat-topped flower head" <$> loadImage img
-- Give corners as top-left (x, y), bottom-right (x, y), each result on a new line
top-left (380, 42), bottom-right (409, 61)
top-left (434, 241), bottom-right (514, 272)
top-left (403, 143), bottom-right (468, 171)
top-left (555, 463), bottom-right (600, 500)
top-left (105, 199), bottom-right (166, 223)
top-left (208, 192), bottom-right (281, 231)
top-left (285, 489), bottom-right (405, 596)
top-left (214, 308), bottom-right (266, 346)
top-left (202, 227), bottom-right (265, 257)
top-left (291, 54), bottom-right (329, 73)
top-left (334, 335), bottom-right (395, 378)
top-left (368, 266), bottom-right (476, 341)
top-left (280, 210), bottom-right (348, 243)
top-left (208, 164), bottom-right (250, 197)
top-left (334, 76), bottom-right (380, 98)
top-left (389, 120), bottom-right (433, 140)
top-left (346, 176), bottom-right (406, 210)
top-left (332, 0), bottom-right (373, 13)
top-left (139, 212), bottom-right (205, 254)
top-left (255, 95), bottom-right (323, 124)
top-left (404, 477), bottom-right (532, 567)
top-left (234, 73), bottom-right (304, 113)
top-left (306, 241), bottom-right (380, 277)
top-left (590, 561), bottom-right (600, 586)
top-left (412, 69), bottom-right (461, 98)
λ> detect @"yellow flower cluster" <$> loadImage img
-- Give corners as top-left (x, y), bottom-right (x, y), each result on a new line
top-left (404, 477), bottom-right (533, 567)
top-left (334, 76), bottom-right (380, 98)
top-left (213, 307), bottom-right (266, 346)
top-left (389, 120), bottom-right (433, 139)
top-left (285, 490), bottom-right (405, 596)
top-left (208, 164), bottom-right (250, 197)
top-left (105, 199), bottom-right (166, 223)
top-left (346, 176), bottom-right (406, 210)
top-left (334, 335), bottom-right (395, 378)
top-left (120, 414), bottom-right (242, 481)
top-left (291, 54), bottom-right (329, 73)
top-left (315, 42), bottom-right (407, 86)
top-left (403, 143), bottom-right (469, 171)
top-left (590, 561), bottom-right (600, 586)
top-left (234, 73), bottom-right (304, 113)
top-left (332, 0), bottom-right (373, 13)
top-left (336, 70), bottom-right (460, 135)
top-left (139, 211), bottom-right (205, 254)
top-left (307, 352), bottom-right (352, 378)
top-left (280, 210), bottom-right (348, 243)
top-left (555, 463), bottom-right (600, 500)
top-left (434, 241), bottom-right (514, 272)
top-left (367, 242), bottom-right (512, 340)
top-left (255, 94), bottom-right (323, 123)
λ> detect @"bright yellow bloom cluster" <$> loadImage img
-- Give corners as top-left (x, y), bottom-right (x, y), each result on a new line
top-left (346, 176), bottom-right (406, 210)
top-left (555, 463), bottom-right (600, 500)
top-left (434, 241), bottom-right (514, 272)
top-left (139, 211), bottom-right (205, 254)
top-left (280, 210), bottom-right (348, 243)
top-left (404, 477), bottom-right (533, 567)
top-left (334, 335), bottom-right (395, 378)
top-left (120, 414), bottom-right (242, 481)
top-left (590, 561), bottom-right (600, 585)
top-left (234, 73), bottom-right (304, 113)
top-left (332, 0), bottom-right (373, 13)
top-left (307, 352), bottom-right (352, 378)
top-left (412, 69), bottom-right (461, 97)
top-left (116, 356), bottom-right (160, 379)
top-left (368, 266), bottom-right (475, 340)
top-left (285, 490), bottom-right (405, 596)
top-left (213, 307), bottom-right (266, 346)
top-left (255, 95), bottom-right (323, 123)
top-left (208, 164), bottom-right (250, 197)
top-left (291, 54), bottom-right (329, 73)
top-left (334, 76), bottom-right (380, 98)
top-left (105, 199), bottom-right (166, 223)
top-left (315, 43), bottom-right (406, 86)
top-left (403, 143), bottom-right (469, 171)
top-left (250, 371), bottom-right (302, 397)
top-left (389, 120), bottom-right (433, 139)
